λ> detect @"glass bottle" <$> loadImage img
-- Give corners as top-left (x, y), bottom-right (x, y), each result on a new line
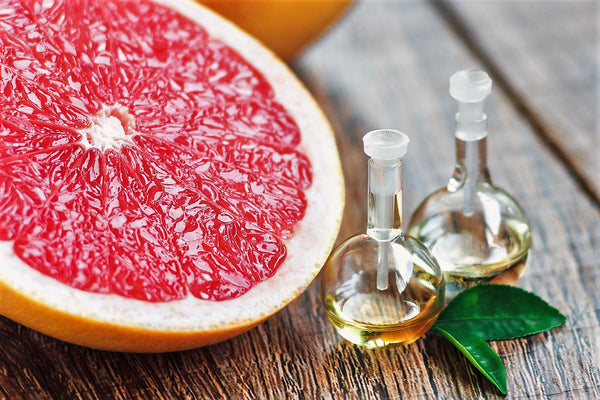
top-left (407, 69), bottom-right (532, 300)
top-left (321, 129), bottom-right (444, 348)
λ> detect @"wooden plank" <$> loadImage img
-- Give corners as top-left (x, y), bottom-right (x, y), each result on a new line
top-left (436, 0), bottom-right (599, 202)
top-left (296, 0), bottom-right (600, 398)
top-left (0, 1), bottom-right (599, 399)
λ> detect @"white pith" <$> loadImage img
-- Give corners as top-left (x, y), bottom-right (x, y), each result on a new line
top-left (0, 0), bottom-right (344, 336)
top-left (78, 104), bottom-right (136, 150)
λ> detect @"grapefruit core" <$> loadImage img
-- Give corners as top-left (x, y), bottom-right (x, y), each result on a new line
top-left (0, 0), bottom-right (344, 352)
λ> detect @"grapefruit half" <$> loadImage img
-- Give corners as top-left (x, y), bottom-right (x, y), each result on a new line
top-left (0, 0), bottom-right (344, 352)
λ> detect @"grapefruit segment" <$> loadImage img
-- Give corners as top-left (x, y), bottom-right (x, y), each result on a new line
top-left (104, 149), bottom-right (189, 302)
top-left (0, 146), bottom-right (84, 240)
top-left (0, 117), bottom-right (81, 158)
top-left (0, 0), bottom-right (344, 351)
top-left (15, 149), bottom-right (111, 294)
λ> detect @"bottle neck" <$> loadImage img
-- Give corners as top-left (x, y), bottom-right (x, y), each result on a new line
top-left (454, 136), bottom-right (490, 181)
top-left (367, 158), bottom-right (403, 242)
top-left (450, 110), bottom-right (491, 187)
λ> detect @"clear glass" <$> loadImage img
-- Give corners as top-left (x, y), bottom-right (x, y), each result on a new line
top-left (321, 234), bottom-right (444, 348)
top-left (367, 159), bottom-right (403, 242)
top-left (407, 136), bottom-right (532, 300)
top-left (321, 131), bottom-right (444, 348)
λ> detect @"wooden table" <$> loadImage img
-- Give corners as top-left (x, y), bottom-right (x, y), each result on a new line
top-left (1, 1), bottom-right (598, 398)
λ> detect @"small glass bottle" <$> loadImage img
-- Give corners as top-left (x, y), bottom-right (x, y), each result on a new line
top-left (321, 129), bottom-right (444, 349)
top-left (407, 69), bottom-right (532, 300)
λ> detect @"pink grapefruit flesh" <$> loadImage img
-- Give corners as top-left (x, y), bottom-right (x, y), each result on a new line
top-left (0, 0), bottom-right (344, 351)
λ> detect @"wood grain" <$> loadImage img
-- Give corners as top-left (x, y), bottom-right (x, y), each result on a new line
top-left (298, 1), bottom-right (600, 398)
top-left (435, 0), bottom-right (599, 204)
top-left (1, 1), bottom-right (599, 399)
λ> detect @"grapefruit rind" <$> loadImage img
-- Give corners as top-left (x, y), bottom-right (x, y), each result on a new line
top-left (0, 0), bottom-right (344, 352)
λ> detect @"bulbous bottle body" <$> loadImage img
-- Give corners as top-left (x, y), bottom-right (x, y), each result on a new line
top-left (408, 158), bottom-right (531, 299)
top-left (321, 233), bottom-right (444, 348)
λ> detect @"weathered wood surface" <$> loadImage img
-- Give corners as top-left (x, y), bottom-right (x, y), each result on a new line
top-left (1, 1), bottom-right (598, 399)
top-left (439, 1), bottom-right (600, 203)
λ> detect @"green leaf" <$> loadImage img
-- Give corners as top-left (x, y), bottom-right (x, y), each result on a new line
top-left (431, 284), bottom-right (566, 394)
top-left (434, 284), bottom-right (566, 340)
top-left (431, 325), bottom-right (507, 395)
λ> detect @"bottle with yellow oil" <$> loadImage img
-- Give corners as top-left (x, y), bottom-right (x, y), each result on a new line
top-left (407, 69), bottom-right (532, 300)
top-left (321, 129), bottom-right (444, 348)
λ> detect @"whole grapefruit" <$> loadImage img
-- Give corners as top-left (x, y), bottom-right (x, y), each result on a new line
top-left (200, 0), bottom-right (354, 61)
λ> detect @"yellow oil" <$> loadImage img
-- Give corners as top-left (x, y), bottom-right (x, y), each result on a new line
top-left (441, 252), bottom-right (528, 299)
top-left (408, 216), bottom-right (531, 299)
top-left (323, 268), bottom-right (443, 348)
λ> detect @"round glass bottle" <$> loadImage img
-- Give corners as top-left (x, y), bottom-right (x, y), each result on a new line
top-left (407, 69), bottom-right (532, 300)
top-left (321, 130), bottom-right (444, 348)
